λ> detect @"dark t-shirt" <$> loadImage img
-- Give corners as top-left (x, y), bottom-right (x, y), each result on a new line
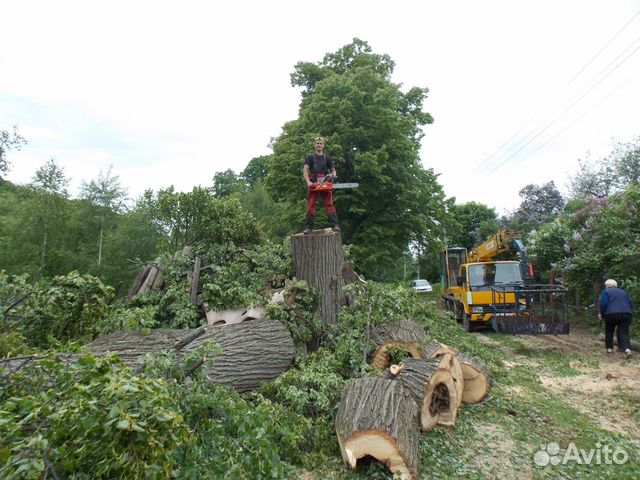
top-left (304, 154), bottom-right (333, 177)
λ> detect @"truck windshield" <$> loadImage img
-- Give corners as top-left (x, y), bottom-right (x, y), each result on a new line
top-left (468, 263), bottom-right (523, 291)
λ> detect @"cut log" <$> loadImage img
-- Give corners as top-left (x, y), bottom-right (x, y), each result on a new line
top-left (190, 257), bottom-right (201, 305)
top-left (86, 319), bottom-right (295, 392)
top-left (180, 318), bottom-right (294, 392)
top-left (291, 230), bottom-right (346, 327)
top-left (138, 266), bottom-right (159, 295)
top-left (370, 319), bottom-right (427, 370)
top-left (456, 353), bottom-right (493, 404)
top-left (151, 270), bottom-right (164, 291)
top-left (420, 341), bottom-right (464, 404)
top-left (335, 377), bottom-right (420, 480)
top-left (388, 357), bottom-right (460, 429)
top-left (206, 307), bottom-right (266, 326)
top-left (126, 265), bottom-right (151, 300)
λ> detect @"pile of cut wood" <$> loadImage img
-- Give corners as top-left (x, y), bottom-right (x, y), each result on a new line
top-left (336, 319), bottom-right (492, 480)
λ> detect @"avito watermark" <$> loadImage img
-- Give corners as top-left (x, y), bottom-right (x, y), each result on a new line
top-left (534, 442), bottom-right (629, 467)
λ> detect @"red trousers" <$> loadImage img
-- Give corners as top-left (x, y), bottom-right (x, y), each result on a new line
top-left (306, 190), bottom-right (336, 217)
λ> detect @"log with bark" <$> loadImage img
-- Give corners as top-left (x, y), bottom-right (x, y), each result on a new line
top-left (335, 377), bottom-right (420, 480)
top-left (388, 356), bottom-right (460, 429)
top-left (291, 229), bottom-right (346, 327)
top-left (86, 318), bottom-right (295, 392)
top-left (369, 319), bottom-right (428, 370)
top-left (456, 353), bottom-right (492, 404)
top-left (421, 340), bottom-right (464, 404)
top-left (421, 340), bottom-right (491, 404)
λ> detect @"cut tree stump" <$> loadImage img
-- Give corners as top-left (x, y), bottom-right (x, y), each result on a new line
top-left (86, 318), bottom-right (295, 392)
top-left (388, 357), bottom-right (460, 429)
top-left (370, 319), bottom-right (427, 370)
top-left (336, 377), bottom-right (420, 480)
top-left (291, 229), bottom-right (346, 327)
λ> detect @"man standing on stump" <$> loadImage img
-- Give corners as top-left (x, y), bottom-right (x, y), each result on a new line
top-left (599, 278), bottom-right (634, 358)
top-left (303, 137), bottom-right (340, 234)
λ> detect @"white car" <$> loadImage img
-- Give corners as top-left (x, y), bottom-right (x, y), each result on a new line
top-left (411, 279), bottom-right (432, 294)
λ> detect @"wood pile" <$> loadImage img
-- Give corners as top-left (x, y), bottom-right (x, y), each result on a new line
top-left (336, 321), bottom-right (493, 480)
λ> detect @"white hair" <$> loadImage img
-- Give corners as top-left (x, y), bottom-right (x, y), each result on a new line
top-left (605, 279), bottom-right (618, 288)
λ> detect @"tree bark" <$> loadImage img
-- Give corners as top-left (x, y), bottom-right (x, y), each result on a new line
top-left (335, 377), bottom-right (420, 480)
top-left (370, 319), bottom-right (428, 370)
top-left (291, 230), bottom-right (346, 327)
top-left (138, 266), bottom-right (159, 295)
top-left (455, 353), bottom-right (493, 404)
top-left (387, 357), bottom-right (460, 430)
top-left (421, 340), bottom-right (464, 403)
top-left (190, 256), bottom-right (201, 305)
top-left (127, 265), bottom-right (151, 301)
top-left (86, 319), bottom-right (295, 392)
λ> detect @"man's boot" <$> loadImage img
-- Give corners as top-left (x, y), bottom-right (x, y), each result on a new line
top-left (303, 215), bottom-right (314, 234)
top-left (328, 213), bottom-right (340, 232)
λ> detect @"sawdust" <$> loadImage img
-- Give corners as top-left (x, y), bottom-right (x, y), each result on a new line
top-left (484, 326), bottom-right (640, 435)
top-left (471, 422), bottom-right (533, 480)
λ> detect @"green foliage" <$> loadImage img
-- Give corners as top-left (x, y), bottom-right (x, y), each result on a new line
top-left (98, 304), bottom-right (159, 335)
top-left (0, 126), bottom-right (27, 175)
top-left (448, 201), bottom-right (500, 250)
top-left (0, 354), bottom-right (190, 479)
top-left (265, 280), bottom-right (321, 343)
top-left (2, 271), bottom-right (114, 348)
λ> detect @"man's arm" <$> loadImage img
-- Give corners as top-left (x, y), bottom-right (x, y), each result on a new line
top-left (303, 164), bottom-right (313, 187)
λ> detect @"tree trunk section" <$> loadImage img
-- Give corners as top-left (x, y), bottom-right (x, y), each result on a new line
top-left (181, 319), bottom-right (294, 392)
top-left (455, 353), bottom-right (493, 404)
top-left (127, 265), bottom-right (151, 300)
top-left (335, 377), bottom-right (420, 480)
top-left (387, 357), bottom-right (460, 430)
top-left (370, 319), bottom-right (427, 370)
top-left (291, 230), bottom-right (346, 327)
top-left (190, 256), bottom-right (201, 305)
top-left (421, 340), bottom-right (464, 403)
top-left (138, 266), bottom-right (159, 295)
top-left (86, 319), bottom-right (295, 392)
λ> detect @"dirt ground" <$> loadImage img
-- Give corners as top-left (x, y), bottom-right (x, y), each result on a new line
top-left (478, 325), bottom-right (640, 436)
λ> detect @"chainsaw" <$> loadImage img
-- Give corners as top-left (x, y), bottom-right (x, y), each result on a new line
top-left (309, 174), bottom-right (359, 192)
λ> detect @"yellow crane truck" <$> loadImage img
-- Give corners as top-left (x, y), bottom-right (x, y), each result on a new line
top-left (440, 230), bottom-right (569, 334)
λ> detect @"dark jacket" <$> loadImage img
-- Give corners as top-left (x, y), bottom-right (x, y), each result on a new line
top-left (600, 287), bottom-right (633, 316)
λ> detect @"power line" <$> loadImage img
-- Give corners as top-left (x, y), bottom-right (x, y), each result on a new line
top-left (485, 41), bottom-right (640, 173)
top-left (475, 7), bottom-right (640, 173)
top-left (502, 69), bottom-right (640, 170)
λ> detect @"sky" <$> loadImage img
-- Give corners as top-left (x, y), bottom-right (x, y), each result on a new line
top-left (1, 0), bottom-right (639, 214)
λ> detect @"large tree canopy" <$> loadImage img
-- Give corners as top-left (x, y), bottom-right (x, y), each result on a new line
top-left (265, 39), bottom-right (450, 280)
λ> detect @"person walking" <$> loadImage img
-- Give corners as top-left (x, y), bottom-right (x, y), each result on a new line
top-left (303, 137), bottom-right (340, 234)
top-left (599, 278), bottom-right (634, 358)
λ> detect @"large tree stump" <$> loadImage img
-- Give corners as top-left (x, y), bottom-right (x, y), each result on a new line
top-left (291, 230), bottom-right (346, 327)
top-left (370, 319), bottom-right (427, 370)
top-left (86, 319), bottom-right (295, 392)
top-left (388, 357), bottom-right (460, 430)
top-left (422, 340), bottom-right (492, 404)
top-left (336, 377), bottom-right (420, 480)
top-left (421, 340), bottom-right (464, 404)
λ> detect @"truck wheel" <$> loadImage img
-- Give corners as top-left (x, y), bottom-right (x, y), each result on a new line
top-left (454, 302), bottom-right (463, 322)
top-left (463, 311), bottom-right (475, 333)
